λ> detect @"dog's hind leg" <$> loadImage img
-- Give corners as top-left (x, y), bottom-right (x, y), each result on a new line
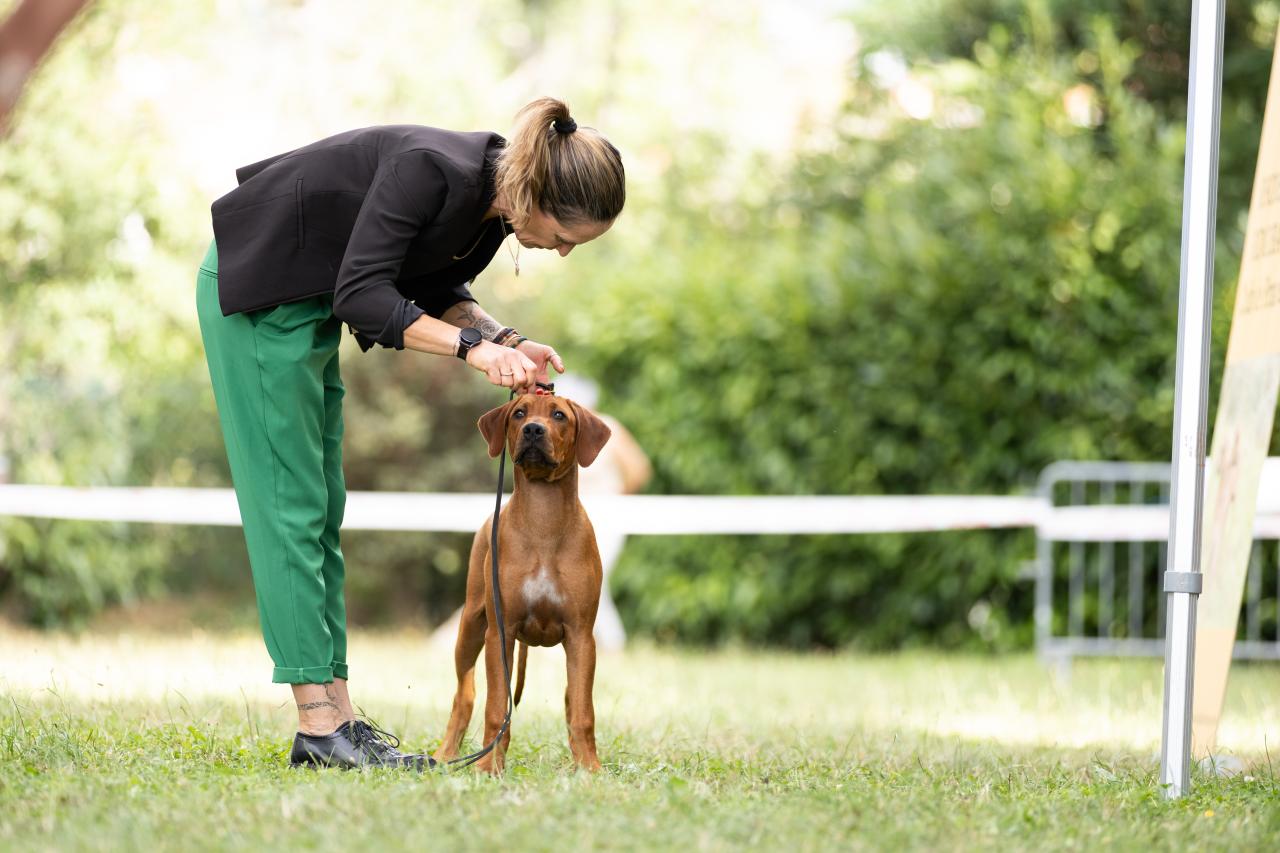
top-left (433, 530), bottom-right (489, 764)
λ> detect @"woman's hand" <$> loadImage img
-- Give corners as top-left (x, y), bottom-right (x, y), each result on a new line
top-left (466, 341), bottom-right (540, 391)
top-left (514, 340), bottom-right (566, 387)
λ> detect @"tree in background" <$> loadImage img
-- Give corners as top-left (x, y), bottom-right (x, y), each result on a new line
top-left (0, 0), bottom-right (515, 625)
top-left (5, 0), bottom-right (1274, 648)
top-left (0, 0), bottom-right (202, 623)
top-left (0, 0), bottom-right (91, 134)
top-left (0, 0), bottom-right (843, 627)
top-left (542, 1), bottom-right (1277, 649)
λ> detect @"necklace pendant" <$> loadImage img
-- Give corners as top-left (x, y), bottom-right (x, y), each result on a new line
top-left (515, 261), bottom-right (520, 277)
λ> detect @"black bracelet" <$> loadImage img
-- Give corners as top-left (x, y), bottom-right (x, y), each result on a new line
top-left (493, 326), bottom-right (515, 344)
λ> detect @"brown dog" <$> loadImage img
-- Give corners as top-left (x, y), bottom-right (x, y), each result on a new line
top-left (433, 392), bottom-right (612, 774)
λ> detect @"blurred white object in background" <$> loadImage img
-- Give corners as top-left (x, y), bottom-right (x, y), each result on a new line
top-left (556, 375), bottom-right (653, 652)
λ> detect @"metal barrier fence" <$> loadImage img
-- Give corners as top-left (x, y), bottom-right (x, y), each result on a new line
top-left (1034, 461), bottom-right (1280, 669)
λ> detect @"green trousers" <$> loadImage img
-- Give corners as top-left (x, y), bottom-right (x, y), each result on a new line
top-left (196, 240), bottom-right (349, 684)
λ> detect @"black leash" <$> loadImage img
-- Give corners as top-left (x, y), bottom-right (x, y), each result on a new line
top-left (447, 382), bottom-right (553, 769)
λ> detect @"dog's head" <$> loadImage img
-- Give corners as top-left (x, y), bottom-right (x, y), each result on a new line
top-left (477, 394), bottom-right (612, 480)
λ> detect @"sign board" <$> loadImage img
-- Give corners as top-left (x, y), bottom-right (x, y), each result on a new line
top-left (1193, 27), bottom-right (1280, 753)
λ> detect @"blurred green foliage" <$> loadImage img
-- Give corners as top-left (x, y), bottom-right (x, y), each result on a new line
top-left (540, 1), bottom-right (1278, 649)
top-left (0, 0), bottom-right (531, 625)
top-left (0, 2), bottom-right (207, 623)
top-left (1, 0), bottom-right (1277, 650)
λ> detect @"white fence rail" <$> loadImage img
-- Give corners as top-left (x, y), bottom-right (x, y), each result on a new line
top-left (8, 466), bottom-right (1278, 677)
top-left (4, 458), bottom-right (1280, 537)
top-left (0, 486), bottom-right (1044, 535)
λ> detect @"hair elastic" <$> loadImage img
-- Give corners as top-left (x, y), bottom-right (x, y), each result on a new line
top-left (552, 117), bottom-right (577, 134)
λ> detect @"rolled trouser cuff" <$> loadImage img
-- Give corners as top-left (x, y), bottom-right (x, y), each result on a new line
top-left (332, 660), bottom-right (349, 680)
top-left (272, 665), bottom-right (334, 685)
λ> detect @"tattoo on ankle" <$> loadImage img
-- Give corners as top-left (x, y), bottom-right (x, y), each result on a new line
top-left (297, 700), bottom-right (340, 712)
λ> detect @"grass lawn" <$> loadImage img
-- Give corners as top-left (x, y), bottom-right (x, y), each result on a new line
top-left (1, 625), bottom-right (1277, 851)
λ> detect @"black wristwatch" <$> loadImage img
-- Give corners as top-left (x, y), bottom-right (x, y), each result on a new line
top-left (455, 327), bottom-right (483, 361)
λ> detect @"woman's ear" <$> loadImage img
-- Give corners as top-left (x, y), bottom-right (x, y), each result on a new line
top-left (477, 400), bottom-right (517, 458)
top-left (570, 401), bottom-right (612, 467)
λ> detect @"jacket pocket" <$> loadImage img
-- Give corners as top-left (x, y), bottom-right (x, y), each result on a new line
top-left (294, 177), bottom-right (306, 249)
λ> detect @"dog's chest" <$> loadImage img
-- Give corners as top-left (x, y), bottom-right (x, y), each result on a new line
top-left (522, 566), bottom-right (566, 608)
top-left (515, 565), bottom-right (569, 647)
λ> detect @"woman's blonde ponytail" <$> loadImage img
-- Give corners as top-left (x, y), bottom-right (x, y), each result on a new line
top-left (494, 97), bottom-right (625, 228)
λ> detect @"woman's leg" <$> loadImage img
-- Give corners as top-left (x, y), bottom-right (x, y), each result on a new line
top-left (319, 343), bottom-right (353, 719)
top-left (196, 240), bottom-right (343, 720)
top-left (270, 353), bottom-right (351, 732)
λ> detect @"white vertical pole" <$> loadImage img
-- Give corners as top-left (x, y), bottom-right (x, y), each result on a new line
top-left (1160, 0), bottom-right (1226, 800)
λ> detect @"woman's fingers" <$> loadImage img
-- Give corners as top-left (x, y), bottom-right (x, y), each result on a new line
top-left (505, 353), bottom-right (526, 387)
top-left (513, 352), bottom-right (540, 386)
top-left (514, 341), bottom-right (564, 375)
top-left (501, 351), bottom-right (529, 389)
top-left (473, 342), bottom-right (551, 390)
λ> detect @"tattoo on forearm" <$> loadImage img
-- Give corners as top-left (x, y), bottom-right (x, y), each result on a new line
top-left (297, 700), bottom-right (340, 712)
top-left (453, 303), bottom-right (504, 341)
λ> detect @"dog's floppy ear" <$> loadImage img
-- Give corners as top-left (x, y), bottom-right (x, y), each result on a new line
top-left (477, 400), bottom-right (517, 458)
top-left (570, 400), bottom-right (612, 467)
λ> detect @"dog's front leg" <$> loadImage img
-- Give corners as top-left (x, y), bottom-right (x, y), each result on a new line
top-left (563, 626), bottom-right (602, 772)
top-left (474, 624), bottom-right (516, 775)
top-left (433, 603), bottom-right (486, 763)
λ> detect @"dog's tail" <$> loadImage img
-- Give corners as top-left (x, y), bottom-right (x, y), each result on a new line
top-left (513, 641), bottom-right (529, 706)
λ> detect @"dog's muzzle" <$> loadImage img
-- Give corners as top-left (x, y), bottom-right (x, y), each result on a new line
top-left (515, 444), bottom-right (555, 466)
top-left (514, 422), bottom-right (555, 467)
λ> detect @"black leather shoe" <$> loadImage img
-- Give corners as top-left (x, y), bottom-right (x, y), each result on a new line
top-left (289, 720), bottom-right (435, 770)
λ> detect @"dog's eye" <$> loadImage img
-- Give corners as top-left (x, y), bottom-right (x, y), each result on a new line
top-left (513, 409), bottom-right (525, 419)
top-left (552, 410), bottom-right (566, 421)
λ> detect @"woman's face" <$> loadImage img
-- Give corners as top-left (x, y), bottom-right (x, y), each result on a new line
top-left (514, 207), bottom-right (613, 257)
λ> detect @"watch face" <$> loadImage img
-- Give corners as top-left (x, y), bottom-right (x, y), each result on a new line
top-left (460, 327), bottom-right (483, 346)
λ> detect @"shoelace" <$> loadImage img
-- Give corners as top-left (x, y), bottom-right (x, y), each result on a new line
top-left (350, 719), bottom-right (401, 756)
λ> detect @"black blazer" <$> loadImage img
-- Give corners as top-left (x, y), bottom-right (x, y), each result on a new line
top-left (211, 125), bottom-right (507, 350)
